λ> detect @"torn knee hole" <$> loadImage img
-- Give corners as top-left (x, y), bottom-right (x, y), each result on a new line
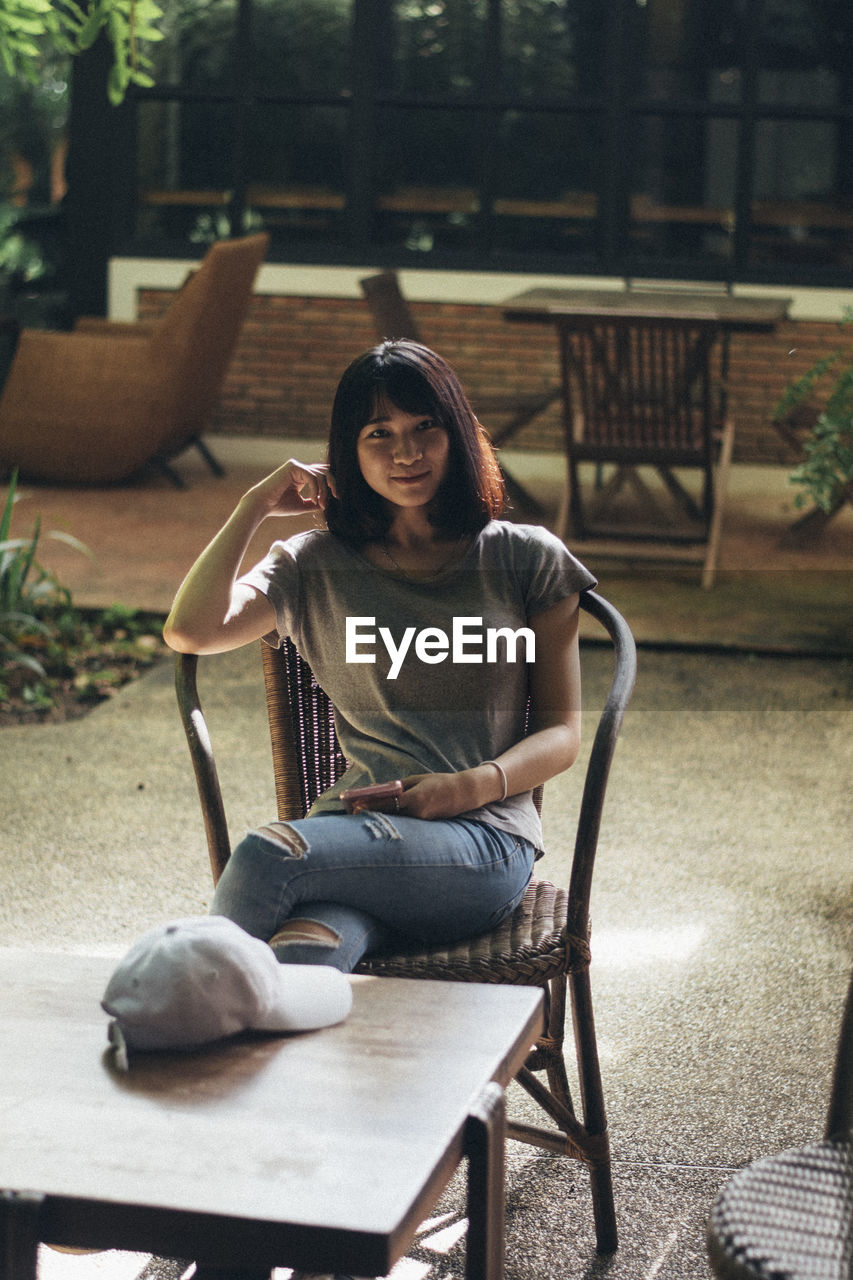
top-left (361, 812), bottom-right (401, 840)
top-left (269, 920), bottom-right (341, 948)
top-left (255, 822), bottom-right (309, 857)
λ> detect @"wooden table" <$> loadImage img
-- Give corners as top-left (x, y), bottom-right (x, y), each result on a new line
top-left (0, 950), bottom-right (542, 1280)
top-left (502, 286), bottom-right (790, 331)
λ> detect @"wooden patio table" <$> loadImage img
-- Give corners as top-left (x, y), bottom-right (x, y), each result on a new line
top-left (0, 949), bottom-right (543, 1280)
top-left (501, 286), bottom-right (790, 331)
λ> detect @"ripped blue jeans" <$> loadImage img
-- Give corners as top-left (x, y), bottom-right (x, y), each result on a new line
top-left (210, 813), bottom-right (536, 972)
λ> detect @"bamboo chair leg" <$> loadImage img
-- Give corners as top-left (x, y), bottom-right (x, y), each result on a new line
top-left (543, 973), bottom-right (574, 1113)
top-left (555, 457), bottom-right (572, 541)
top-left (570, 966), bottom-right (618, 1253)
top-left (702, 412), bottom-right (735, 589)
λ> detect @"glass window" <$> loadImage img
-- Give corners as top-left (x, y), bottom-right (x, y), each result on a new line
top-left (629, 0), bottom-right (742, 104)
top-left (500, 0), bottom-right (591, 99)
top-left (92, 0), bottom-right (853, 283)
top-left (757, 0), bottom-right (853, 103)
top-left (151, 0), bottom-right (238, 92)
top-left (244, 104), bottom-right (349, 245)
top-left (749, 119), bottom-right (853, 270)
top-left (251, 0), bottom-right (353, 95)
top-left (136, 101), bottom-right (234, 242)
top-left (390, 0), bottom-right (488, 98)
top-left (375, 107), bottom-right (484, 250)
top-left (627, 113), bottom-right (737, 268)
top-left (749, 2), bottom-right (853, 270)
top-left (492, 111), bottom-right (601, 256)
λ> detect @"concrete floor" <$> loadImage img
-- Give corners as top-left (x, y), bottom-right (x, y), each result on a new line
top-left (2, 439), bottom-right (851, 1280)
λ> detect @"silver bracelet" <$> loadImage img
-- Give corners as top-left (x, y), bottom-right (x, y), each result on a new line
top-left (484, 759), bottom-right (508, 803)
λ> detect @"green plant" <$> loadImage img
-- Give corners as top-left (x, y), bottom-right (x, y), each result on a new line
top-left (0, 467), bottom-right (87, 677)
top-left (774, 308), bottom-right (853, 515)
top-left (0, 203), bottom-right (44, 283)
top-left (0, 0), bottom-right (164, 104)
top-left (0, 472), bottom-right (165, 722)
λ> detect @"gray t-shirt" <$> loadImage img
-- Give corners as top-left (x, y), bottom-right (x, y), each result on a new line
top-left (240, 521), bottom-right (596, 851)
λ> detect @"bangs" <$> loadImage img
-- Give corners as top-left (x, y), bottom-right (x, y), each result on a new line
top-left (366, 366), bottom-right (440, 426)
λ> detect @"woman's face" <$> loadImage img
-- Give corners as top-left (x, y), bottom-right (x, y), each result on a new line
top-left (356, 399), bottom-right (450, 514)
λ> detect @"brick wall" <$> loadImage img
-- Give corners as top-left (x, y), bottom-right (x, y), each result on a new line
top-left (138, 288), bottom-right (852, 465)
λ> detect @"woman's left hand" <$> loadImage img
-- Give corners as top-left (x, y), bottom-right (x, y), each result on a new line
top-left (397, 771), bottom-right (472, 820)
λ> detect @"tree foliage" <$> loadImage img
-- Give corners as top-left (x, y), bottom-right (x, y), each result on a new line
top-left (0, 0), bottom-right (164, 103)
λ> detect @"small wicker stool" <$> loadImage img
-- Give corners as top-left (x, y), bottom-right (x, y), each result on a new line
top-left (706, 1140), bottom-right (853, 1280)
top-left (707, 969), bottom-right (853, 1280)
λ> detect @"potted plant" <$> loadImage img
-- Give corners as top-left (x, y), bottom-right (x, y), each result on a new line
top-left (773, 307), bottom-right (853, 534)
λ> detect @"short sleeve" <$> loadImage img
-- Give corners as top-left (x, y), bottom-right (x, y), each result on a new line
top-left (237, 535), bottom-right (304, 645)
top-left (517, 525), bottom-right (597, 616)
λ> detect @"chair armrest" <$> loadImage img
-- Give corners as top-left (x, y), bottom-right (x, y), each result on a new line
top-left (174, 653), bottom-right (232, 885)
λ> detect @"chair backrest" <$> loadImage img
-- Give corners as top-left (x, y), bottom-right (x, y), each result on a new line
top-left (150, 233), bottom-right (269, 451)
top-left (360, 270), bottom-right (422, 343)
top-left (559, 313), bottom-right (721, 466)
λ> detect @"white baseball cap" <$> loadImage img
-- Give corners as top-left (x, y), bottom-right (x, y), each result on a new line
top-left (102, 916), bottom-right (353, 1058)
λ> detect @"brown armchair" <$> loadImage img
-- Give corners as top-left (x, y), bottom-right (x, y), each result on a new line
top-left (0, 233), bottom-right (269, 486)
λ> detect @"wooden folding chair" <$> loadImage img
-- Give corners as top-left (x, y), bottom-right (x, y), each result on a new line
top-left (175, 588), bottom-right (637, 1254)
top-left (555, 313), bottom-right (735, 588)
top-left (359, 270), bottom-right (561, 516)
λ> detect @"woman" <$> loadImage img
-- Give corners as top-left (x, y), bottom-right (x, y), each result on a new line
top-left (164, 340), bottom-right (595, 971)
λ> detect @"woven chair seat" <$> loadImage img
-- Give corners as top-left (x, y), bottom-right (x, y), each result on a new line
top-left (707, 1140), bottom-right (853, 1280)
top-left (355, 878), bottom-right (589, 984)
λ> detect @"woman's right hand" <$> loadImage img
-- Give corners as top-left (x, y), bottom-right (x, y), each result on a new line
top-left (164, 458), bottom-right (335, 655)
top-left (245, 459), bottom-right (338, 519)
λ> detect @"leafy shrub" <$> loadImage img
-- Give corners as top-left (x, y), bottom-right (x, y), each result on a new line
top-left (0, 470), bottom-right (164, 719)
top-left (774, 310), bottom-right (853, 514)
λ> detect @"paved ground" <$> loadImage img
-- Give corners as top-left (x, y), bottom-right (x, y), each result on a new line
top-left (3, 641), bottom-right (851, 1280)
top-left (3, 439), bottom-right (852, 1280)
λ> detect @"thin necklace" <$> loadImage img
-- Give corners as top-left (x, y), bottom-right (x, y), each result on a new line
top-left (378, 534), bottom-right (467, 582)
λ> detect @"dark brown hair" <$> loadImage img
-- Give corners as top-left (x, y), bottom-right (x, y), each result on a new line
top-left (324, 340), bottom-right (505, 545)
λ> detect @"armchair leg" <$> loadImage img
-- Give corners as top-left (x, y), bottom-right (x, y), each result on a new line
top-left (152, 456), bottom-right (188, 489)
top-left (192, 436), bottom-right (226, 477)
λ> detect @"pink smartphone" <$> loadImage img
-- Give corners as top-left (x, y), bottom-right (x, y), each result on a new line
top-left (340, 780), bottom-right (404, 813)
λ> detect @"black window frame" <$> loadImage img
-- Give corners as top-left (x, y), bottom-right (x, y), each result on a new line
top-left (69, 0), bottom-right (853, 290)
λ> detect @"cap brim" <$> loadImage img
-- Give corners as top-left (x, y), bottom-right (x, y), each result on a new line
top-left (254, 963), bottom-right (353, 1032)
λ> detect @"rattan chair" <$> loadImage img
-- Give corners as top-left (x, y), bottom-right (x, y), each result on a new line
top-left (359, 270), bottom-right (561, 516)
top-left (706, 968), bottom-right (853, 1280)
top-left (0, 233), bottom-right (269, 487)
top-left (555, 312), bottom-right (735, 588)
top-left (175, 588), bottom-right (636, 1254)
